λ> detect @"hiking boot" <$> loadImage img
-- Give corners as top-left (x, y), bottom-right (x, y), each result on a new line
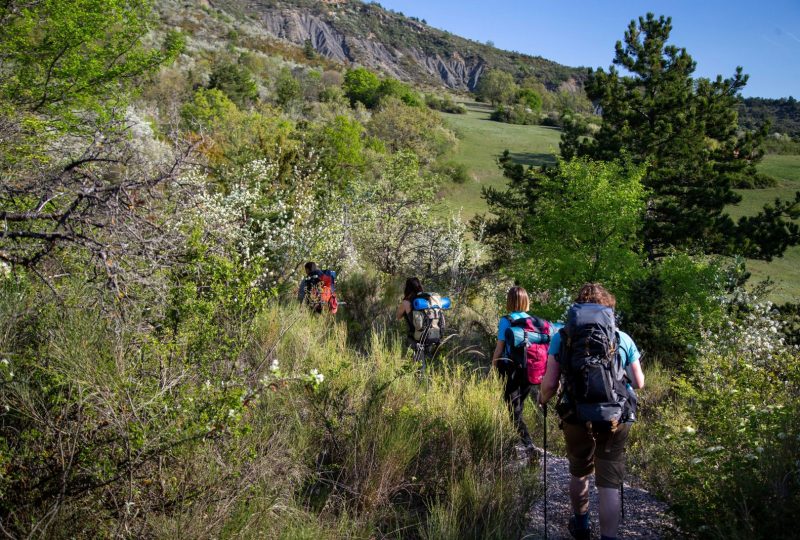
top-left (525, 443), bottom-right (544, 459)
top-left (568, 516), bottom-right (591, 540)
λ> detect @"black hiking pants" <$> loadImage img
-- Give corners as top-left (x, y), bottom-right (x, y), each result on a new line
top-left (501, 367), bottom-right (535, 447)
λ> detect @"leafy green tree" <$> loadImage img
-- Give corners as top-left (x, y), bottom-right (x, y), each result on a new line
top-left (181, 89), bottom-right (295, 169)
top-left (475, 69), bottom-right (517, 106)
top-left (375, 78), bottom-right (422, 107)
top-left (343, 67), bottom-right (381, 107)
top-left (0, 0), bottom-right (183, 268)
top-left (367, 97), bottom-right (456, 164)
top-left (208, 62), bottom-right (258, 108)
top-left (503, 158), bottom-right (647, 314)
top-left (314, 115), bottom-right (368, 191)
top-left (516, 88), bottom-right (542, 112)
top-left (562, 13), bottom-right (799, 260)
top-left (0, 0), bottom-right (181, 166)
top-left (181, 88), bottom-right (239, 132)
top-left (303, 38), bottom-right (316, 59)
top-left (275, 67), bottom-right (301, 107)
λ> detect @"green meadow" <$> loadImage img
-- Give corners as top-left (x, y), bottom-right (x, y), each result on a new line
top-left (439, 103), bottom-right (800, 302)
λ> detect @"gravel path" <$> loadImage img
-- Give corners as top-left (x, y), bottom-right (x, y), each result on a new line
top-left (522, 448), bottom-right (680, 539)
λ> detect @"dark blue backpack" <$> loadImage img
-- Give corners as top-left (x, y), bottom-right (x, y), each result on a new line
top-left (557, 303), bottom-right (631, 428)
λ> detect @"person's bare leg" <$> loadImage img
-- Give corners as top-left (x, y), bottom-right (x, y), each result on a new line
top-left (598, 486), bottom-right (621, 538)
top-left (569, 475), bottom-right (590, 514)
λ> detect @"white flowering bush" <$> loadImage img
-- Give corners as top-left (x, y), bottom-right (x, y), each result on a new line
top-left (697, 298), bottom-right (796, 364)
top-left (352, 151), bottom-right (478, 285)
top-left (187, 153), bottom-right (348, 291)
top-left (646, 303), bottom-right (800, 537)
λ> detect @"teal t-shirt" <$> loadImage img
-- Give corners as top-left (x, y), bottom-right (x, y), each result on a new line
top-left (497, 311), bottom-right (530, 341)
top-left (548, 328), bottom-right (640, 379)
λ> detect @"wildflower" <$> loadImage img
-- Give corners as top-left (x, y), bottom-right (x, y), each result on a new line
top-left (684, 426), bottom-right (696, 435)
top-left (0, 358), bottom-right (8, 367)
top-left (270, 358), bottom-right (280, 373)
top-left (310, 368), bottom-right (324, 384)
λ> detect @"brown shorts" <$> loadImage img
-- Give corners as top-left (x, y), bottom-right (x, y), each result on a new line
top-left (562, 421), bottom-right (630, 488)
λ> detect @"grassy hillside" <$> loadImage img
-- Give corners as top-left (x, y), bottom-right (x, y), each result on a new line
top-left (438, 103), bottom-right (560, 219)
top-left (439, 105), bottom-right (800, 302)
top-left (731, 154), bottom-right (800, 303)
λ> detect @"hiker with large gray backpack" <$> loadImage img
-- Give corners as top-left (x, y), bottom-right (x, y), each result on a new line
top-left (396, 277), bottom-right (450, 371)
top-left (491, 286), bottom-right (552, 456)
top-left (539, 283), bottom-right (645, 540)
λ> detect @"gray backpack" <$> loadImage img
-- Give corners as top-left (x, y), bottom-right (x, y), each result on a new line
top-left (556, 303), bottom-right (632, 428)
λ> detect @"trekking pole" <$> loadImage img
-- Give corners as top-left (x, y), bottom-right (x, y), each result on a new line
top-left (621, 483), bottom-right (625, 523)
top-left (542, 402), bottom-right (548, 540)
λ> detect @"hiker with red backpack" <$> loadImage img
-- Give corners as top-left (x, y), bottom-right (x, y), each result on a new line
top-left (491, 286), bottom-right (552, 455)
top-left (539, 283), bottom-right (645, 540)
top-left (298, 261), bottom-right (339, 314)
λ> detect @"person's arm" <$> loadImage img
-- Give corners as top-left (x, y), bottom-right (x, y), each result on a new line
top-left (621, 331), bottom-right (645, 389)
top-left (395, 299), bottom-right (410, 321)
top-left (491, 340), bottom-right (505, 367)
top-left (297, 279), bottom-right (306, 302)
top-left (539, 355), bottom-right (560, 404)
top-left (629, 360), bottom-right (645, 389)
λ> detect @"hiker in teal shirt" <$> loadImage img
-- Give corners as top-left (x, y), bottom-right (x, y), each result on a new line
top-left (539, 283), bottom-right (645, 540)
top-left (491, 286), bottom-right (551, 455)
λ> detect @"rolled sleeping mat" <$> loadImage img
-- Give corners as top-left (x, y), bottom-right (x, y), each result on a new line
top-left (507, 327), bottom-right (552, 345)
top-left (412, 296), bottom-right (452, 311)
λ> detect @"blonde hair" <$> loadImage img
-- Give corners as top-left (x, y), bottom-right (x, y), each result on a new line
top-left (575, 282), bottom-right (616, 309)
top-left (506, 286), bottom-right (530, 313)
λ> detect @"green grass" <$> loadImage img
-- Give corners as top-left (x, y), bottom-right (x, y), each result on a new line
top-left (438, 102), bottom-right (560, 220)
top-left (731, 154), bottom-right (800, 303)
top-left (439, 104), bottom-right (800, 302)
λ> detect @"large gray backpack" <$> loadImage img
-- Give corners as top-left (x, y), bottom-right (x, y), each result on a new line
top-left (556, 303), bottom-right (631, 428)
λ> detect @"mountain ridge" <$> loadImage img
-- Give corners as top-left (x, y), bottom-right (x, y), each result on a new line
top-left (213, 0), bottom-right (587, 91)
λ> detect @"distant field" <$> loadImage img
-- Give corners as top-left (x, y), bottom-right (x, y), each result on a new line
top-left (439, 103), bottom-right (800, 302)
top-left (438, 102), bottom-right (560, 219)
top-left (734, 154), bottom-right (800, 304)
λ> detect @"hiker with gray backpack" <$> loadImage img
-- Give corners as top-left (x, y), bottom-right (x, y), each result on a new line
top-left (491, 286), bottom-right (552, 456)
top-left (539, 283), bottom-right (645, 540)
top-left (396, 277), bottom-right (450, 371)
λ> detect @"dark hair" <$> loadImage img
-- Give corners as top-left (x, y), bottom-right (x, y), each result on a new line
top-left (304, 261), bottom-right (319, 274)
top-left (575, 282), bottom-right (616, 309)
top-left (403, 277), bottom-right (423, 300)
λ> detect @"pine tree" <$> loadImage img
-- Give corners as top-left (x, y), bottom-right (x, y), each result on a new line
top-left (563, 13), bottom-right (799, 260)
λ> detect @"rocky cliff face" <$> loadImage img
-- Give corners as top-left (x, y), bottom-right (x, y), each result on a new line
top-left (246, 6), bottom-right (487, 89)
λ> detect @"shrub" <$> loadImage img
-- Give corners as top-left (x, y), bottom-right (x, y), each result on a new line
top-left (209, 61), bottom-right (259, 108)
top-left (490, 104), bottom-right (540, 125)
top-left (426, 94), bottom-right (467, 114)
top-left (627, 254), bottom-right (729, 363)
top-left (645, 346), bottom-right (799, 538)
top-left (434, 160), bottom-right (471, 184)
top-left (367, 98), bottom-right (457, 164)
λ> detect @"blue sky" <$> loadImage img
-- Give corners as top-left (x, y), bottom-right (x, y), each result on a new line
top-left (375, 0), bottom-right (800, 98)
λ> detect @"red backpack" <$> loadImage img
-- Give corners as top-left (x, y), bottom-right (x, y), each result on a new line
top-left (504, 316), bottom-right (551, 384)
top-left (306, 270), bottom-right (339, 314)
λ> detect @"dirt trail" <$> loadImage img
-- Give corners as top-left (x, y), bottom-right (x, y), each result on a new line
top-left (523, 450), bottom-right (680, 539)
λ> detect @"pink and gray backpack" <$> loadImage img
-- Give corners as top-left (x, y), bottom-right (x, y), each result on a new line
top-left (504, 315), bottom-right (551, 384)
